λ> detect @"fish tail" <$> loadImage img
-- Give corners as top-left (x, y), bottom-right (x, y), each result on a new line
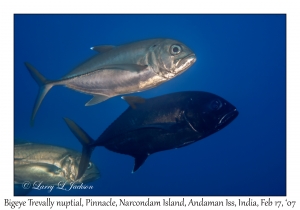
top-left (63, 117), bottom-right (95, 180)
top-left (24, 62), bottom-right (54, 126)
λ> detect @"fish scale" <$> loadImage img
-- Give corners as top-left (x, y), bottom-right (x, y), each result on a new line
top-left (64, 91), bottom-right (238, 180)
top-left (25, 38), bottom-right (196, 126)
top-left (14, 141), bottom-right (100, 186)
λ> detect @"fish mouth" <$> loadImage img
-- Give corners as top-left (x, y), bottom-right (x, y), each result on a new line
top-left (174, 53), bottom-right (197, 74)
top-left (216, 109), bottom-right (239, 130)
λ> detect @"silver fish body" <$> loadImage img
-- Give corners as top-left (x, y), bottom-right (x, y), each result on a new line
top-left (25, 38), bottom-right (196, 125)
top-left (14, 142), bottom-right (100, 185)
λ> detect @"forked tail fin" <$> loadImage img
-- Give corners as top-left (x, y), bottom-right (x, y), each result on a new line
top-left (63, 117), bottom-right (95, 180)
top-left (24, 62), bottom-right (54, 126)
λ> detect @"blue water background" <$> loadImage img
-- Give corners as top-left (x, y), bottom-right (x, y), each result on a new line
top-left (14, 14), bottom-right (286, 196)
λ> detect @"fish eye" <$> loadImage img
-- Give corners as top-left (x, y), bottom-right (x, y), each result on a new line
top-left (170, 44), bottom-right (182, 55)
top-left (87, 162), bottom-right (93, 169)
top-left (209, 99), bottom-right (222, 110)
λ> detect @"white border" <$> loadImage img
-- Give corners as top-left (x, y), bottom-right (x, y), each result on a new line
top-left (1, 1), bottom-right (299, 209)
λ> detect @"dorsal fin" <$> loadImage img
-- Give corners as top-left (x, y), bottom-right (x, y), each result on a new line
top-left (90, 45), bottom-right (115, 53)
top-left (121, 96), bottom-right (146, 109)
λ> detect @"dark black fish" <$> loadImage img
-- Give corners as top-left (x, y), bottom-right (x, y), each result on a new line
top-left (64, 91), bottom-right (238, 179)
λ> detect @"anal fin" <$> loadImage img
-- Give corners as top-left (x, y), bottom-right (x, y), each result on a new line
top-left (85, 95), bottom-right (110, 106)
top-left (132, 154), bottom-right (149, 173)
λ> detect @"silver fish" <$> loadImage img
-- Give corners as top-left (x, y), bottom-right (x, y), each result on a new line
top-left (25, 38), bottom-right (196, 125)
top-left (14, 141), bottom-right (100, 186)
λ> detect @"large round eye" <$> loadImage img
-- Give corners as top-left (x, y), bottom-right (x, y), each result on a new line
top-left (170, 44), bottom-right (182, 55)
top-left (87, 162), bottom-right (93, 169)
top-left (209, 99), bottom-right (222, 110)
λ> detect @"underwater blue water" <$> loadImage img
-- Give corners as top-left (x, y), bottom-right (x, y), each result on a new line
top-left (14, 14), bottom-right (286, 196)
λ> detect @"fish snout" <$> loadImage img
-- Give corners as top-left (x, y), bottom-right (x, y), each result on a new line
top-left (174, 53), bottom-right (197, 74)
top-left (216, 109), bottom-right (239, 130)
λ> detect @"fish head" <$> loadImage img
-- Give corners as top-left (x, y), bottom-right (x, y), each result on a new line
top-left (152, 39), bottom-right (196, 78)
top-left (183, 92), bottom-right (239, 136)
top-left (60, 155), bottom-right (100, 184)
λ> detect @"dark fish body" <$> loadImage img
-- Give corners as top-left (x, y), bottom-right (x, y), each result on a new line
top-left (25, 38), bottom-right (196, 125)
top-left (14, 141), bottom-right (100, 186)
top-left (100, 93), bottom-right (208, 153)
top-left (64, 91), bottom-right (238, 179)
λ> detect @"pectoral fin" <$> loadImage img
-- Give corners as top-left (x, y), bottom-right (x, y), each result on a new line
top-left (132, 154), bottom-right (149, 173)
top-left (85, 95), bottom-right (110, 106)
top-left (90, 45), bottom-right (115, 53)
top-left (39, 163), bottom-right (63, 174)
top-left (15, 162), bottom-right (62, 174)
top-left (121, 96), bottom-right (146, 109)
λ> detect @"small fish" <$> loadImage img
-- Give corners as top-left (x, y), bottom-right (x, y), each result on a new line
top-left (25, 38), bottom-right (196, 125)
top-left (63, 91), bottom-right (238, 179)
top-left (14, 140), bottom-right (100, 189)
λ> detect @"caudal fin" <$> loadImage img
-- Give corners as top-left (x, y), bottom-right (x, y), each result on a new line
top-left (24, 62), bottom-right (54, 126)
top-left (63, 117), bottom-right (95, 180)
